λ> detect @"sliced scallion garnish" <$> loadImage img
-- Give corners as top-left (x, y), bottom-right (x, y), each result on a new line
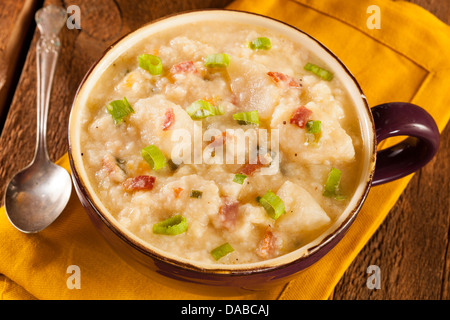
top-left (211, 242), bottom-right (234, 261)
top-left (185, 99), bottom-right (224, 120)
top-left (167, 159), bottom-right (179, 171)
top-left (306, 120), bottom-right (321, 134)
top-left (248, 37), bottom-right (271, 50)
top-left (304, 63), bottom-right (333, 81)
top-left (233, 174), bottom-right (247, 185)
top-left (106, 97), bottom-right (134, 124)
top-left (306, 132), bottom-right (322, 144)
top-left (258, 190), bottom-right (285, 220)
top-left (139, 54), bottom-right (163, 75)
top-left (190, 190), bottom-right (203, 199)
top-left (153, 215), bottom-right (188, 235)
top-left (204, 53), bottom-right (230, 68)
top-left (232, 110), bottom-right (259, 125)
top-left (306, 120), bottom-right (322, 144)
top-left (323, 167), bottom-right (345, 199)
top-left (141, 145), bottom-right (167, 170)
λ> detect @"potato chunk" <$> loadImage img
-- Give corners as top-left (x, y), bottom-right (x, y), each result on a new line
top-left (129, 95), bottom-right (195, 160)
top-left (158, 175), bottom-right (222, 238)
top-left (228, 57), bottom-right (281, 120)
top-left (271, 100), bottom-right (355, 164)
top-left (275, 181), bottom-right (331, 247)
top-left (115, 69), bottom-right (153, 98)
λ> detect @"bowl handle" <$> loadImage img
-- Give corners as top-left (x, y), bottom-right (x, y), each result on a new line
top-left (371, 102), bottom-right (440, 186)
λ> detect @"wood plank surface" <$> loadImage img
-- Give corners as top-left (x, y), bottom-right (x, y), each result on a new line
top-left (0, 0), bottom-right (448, 300)
top-left (0, 0), bottom-right (40, 132)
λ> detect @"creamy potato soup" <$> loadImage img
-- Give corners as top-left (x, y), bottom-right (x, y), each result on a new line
top-left (80, 21), bottom-right (363, 264)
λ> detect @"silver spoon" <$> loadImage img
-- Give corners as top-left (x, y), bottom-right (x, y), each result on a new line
top-left (4, 5), bottom-right (71, 233)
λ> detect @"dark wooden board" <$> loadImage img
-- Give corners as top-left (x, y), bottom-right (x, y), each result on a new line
top-left (0, 0), bottom-right (448, 300)
top-left (0, 0), bottom-right (40, 132)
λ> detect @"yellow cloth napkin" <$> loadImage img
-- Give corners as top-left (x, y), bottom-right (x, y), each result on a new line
top-left (1, 0), bottom-right (449, 300)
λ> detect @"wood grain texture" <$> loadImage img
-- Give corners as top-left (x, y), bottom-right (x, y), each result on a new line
top-left (0, 0), bottom-right (39, 132)
top-left (406, 0), bottom-right (450, 24)
top-left (0, 0), bottom-right (26, 102)
top-left (0, 0), bottom-right (448, 300)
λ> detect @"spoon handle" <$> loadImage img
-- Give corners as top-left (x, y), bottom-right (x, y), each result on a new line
top-left (34, 5), bottom-right (66, 162)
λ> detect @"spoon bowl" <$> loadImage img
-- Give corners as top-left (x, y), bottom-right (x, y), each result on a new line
top-left (5, 159), bottom-right (72, 233)
top-left (4, 5), bottom-right (71, 233)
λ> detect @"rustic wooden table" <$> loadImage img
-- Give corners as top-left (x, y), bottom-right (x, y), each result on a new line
top-left (0, 0), bottom-right (448, 300)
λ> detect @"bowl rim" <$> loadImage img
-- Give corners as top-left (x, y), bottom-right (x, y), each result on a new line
top-left (68, 8), bottom-right (376, 275)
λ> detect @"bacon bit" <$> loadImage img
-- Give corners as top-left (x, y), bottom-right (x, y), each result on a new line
top-left (219, 197), bottom-right (240, 230)
top-left (102, 154), bottom-right (126, 182)
top-left (257, 228), bottom-right (280, 258)
top-left (173, 187), bottom-right (183, 198)
top-left (122, 175), bottom-right (156, 192)
top-left (162, 108), bottom-right (175, 131)
top-left (267, 71), bottom-right (301, 88)
top-left (290, 105), bottom-right (312, 128)
top-left (239, 163), bottom-right (265, 176)
top-left (103, 154), bottom-right (117, 175)
top-left (230, 93), bottom-right (239, 106)
top-left (209, 131), bottom-right (228, 148)
top-left (238, 153), bottom-right (271, 176)
top-left (170, 60), bottom-right (197, 74)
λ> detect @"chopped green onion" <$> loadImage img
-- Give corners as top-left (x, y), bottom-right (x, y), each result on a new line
top-left (323, 167), bottom-right (344, 199)
top-left (106, 97), bottom-right (134, 124)
top-left (248, 37), bottom-right (271, 50)
top-left (139, 54), bottom-right (163, 75)
top-left (306, 120), bottom-right (322, 134)
top-left (167, 159), bottom-right (179, 171)
top-left (232, 110), bottom-right (259, 125)
top-left (153, 215), bottom-right (188, 235)
top-left (185, 99), bottom-right (224, 120)
top-left (215, 105), bottom-right (225, 115)
top-left (204, 53), bottom-right (230, 68)
top-left (190, 190), bottom-right (203, 199)
top-left (233, 174), bottom-right (247, 184)
top-left (304, 63), bottom-right (333, 81)
top-left (211, 242), bottom-right (234, 261)
top-left (306, 120), bottom-right (322, 144)
top-left (258, 190), bottom-right (285, 220)
top-left (306, 132), bottom-right (322, 144)
top-left (141, 145), bottom-right (167, 170)
top-left (115, 157), bottom-right (127, 173)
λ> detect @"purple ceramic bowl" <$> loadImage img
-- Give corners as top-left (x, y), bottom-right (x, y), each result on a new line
top-left (68, 10), bottom-right (440, 295)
